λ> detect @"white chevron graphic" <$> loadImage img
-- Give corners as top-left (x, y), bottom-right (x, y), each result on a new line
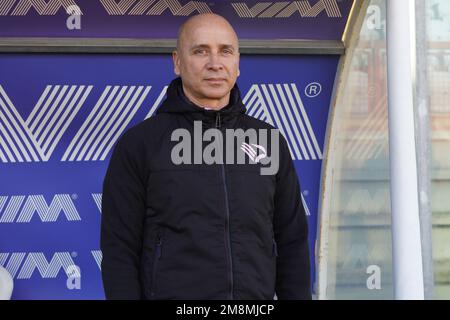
top-left (0, 0), bottom-right (82, 16)
top-left (232, 0), bottom-right (342, 18)
top-left (91, 250), bottom-right (103, 270)
top-left (0, 194), bottom-right (81, 223)
top-left (100, 0), bottom-right (211, 15)
top-left (0, 253), bottom-right (9, 268)
top-left (145, 85), bottom-right (167, 119)
top-left (92, 193), bottom-right (102, 213)
top-left (231, 2), bottom-right (272, 18)
top-left (146, 0), bottom-right (211, 15)
top-left (0, 252), bottom-right (78, 279)
top-left (301, 193), bottom-right (311, 216)
top-left (345, 95), bottom-right (388, 160)
top-left (129, 0), bottom-right (157, 15)
top-left (62, 85), bottom-right (151, 162)
top-left (0, 0), bottom-right (15, 15)
top-left (100, 0), bottom-right (142, 15)
top-left (0, 85), bottom-right (92, 163)
top-left (243, 83), bottom-right (323, 161)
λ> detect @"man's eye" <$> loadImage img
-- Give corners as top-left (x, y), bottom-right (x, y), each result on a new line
top-left (194, 49), bottom-right (206, 54)
top-left (222, 49), bottom-right (233, 54)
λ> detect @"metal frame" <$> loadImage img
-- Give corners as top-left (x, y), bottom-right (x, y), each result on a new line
top-left (387, 0), bottom-right (424, 300)
top-left (315, 0), bottom-right (368, 300)
top-left (0, 38), bottom-right (344, 55)
top-left (415, 0), bottom-right (434, 300)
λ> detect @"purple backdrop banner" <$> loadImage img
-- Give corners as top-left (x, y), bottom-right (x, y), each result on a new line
top-left (0, 0), bottom-right (353, 40)
top-left (0, 53), bottom-right (338, 299)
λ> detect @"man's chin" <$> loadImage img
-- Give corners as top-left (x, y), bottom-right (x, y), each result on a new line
top-left (201, 88), bottom-right (230, 99)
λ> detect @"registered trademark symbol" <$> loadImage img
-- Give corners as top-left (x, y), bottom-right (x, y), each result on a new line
top-left (303, 190), bottom-right (309, 196)
top-left (71, 252), bottom-right (78, 258)
top-left (305, 82), bottom-right (322, 98)
top-left (71, 194), bottom-right (78, 200)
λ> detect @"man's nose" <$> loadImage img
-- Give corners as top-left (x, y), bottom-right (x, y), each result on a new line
top-left (206, 53), bottom-right (224, 70)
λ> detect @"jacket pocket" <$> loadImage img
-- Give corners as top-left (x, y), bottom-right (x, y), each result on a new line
top-left (150, 235), bottom-right (163, 298)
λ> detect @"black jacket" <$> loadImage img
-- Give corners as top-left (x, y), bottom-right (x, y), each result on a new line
top-left (100, 77), bottom-right (311, 300)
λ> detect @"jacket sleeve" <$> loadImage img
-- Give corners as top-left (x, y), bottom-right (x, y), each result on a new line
top-left (273, 135), bottom-right (312, 300)
top-left (100, 131), bottom-right (146, 300)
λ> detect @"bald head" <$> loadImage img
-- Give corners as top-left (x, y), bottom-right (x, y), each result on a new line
top-left (176, 13), bottom-right (239, 53)
top-left (172, 13), bottom-right (241, 110)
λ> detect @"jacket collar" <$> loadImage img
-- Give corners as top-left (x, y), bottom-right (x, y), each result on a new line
top-left (157, 77), bottom-right (246, 128)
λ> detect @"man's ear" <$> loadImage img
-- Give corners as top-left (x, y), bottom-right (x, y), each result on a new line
top-left (237, 52), bottom-right (240, 77)
top-left (172, 50), bottom-right (180, 76)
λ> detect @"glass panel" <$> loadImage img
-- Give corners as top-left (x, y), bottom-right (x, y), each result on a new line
top-left (426, 0), bottom-right (450, 300)
top-left (323, 0), bottom-right (393, 299)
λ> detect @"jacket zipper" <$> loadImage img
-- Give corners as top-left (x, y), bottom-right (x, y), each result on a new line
top-left (150, 235), bottom-right (162, 298)
top-left (216, 111), bottom-right (234, 300)
top-left (272, 238), bottom-right (278, 257)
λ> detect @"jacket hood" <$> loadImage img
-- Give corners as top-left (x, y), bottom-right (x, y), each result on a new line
top-left (156, 77), bottom-right (246, 127)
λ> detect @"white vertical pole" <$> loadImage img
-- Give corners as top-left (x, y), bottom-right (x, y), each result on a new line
top-left (386, 0), bottom-right (424, 300)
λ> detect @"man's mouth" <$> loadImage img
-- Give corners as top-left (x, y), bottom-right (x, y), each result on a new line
top-left (205, 78), bottom-right (226, 84)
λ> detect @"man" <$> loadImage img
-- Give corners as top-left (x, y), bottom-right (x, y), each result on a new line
top-left (101, 13), bottom-right (311, 300)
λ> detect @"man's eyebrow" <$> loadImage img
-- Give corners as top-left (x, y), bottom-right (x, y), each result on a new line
top-left (190, 44), bottom-right (209, 50)
top-left (220, 44), bottom-right (236, 50)
top-left (190, 44), bottom-right (236, 50)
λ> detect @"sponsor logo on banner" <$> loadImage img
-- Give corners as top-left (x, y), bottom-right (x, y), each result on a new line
top-left (0, 85), bottom-right (152, 163)
top-left (0, 252), bottom-right (79, 279)
top-left (231, 0), bottom-right (342, 18)
top-left (0, 83), bottom-right (320, 162)
top-left (0, 194), bottom-right (81, 223)
top-left (0, 0), bottom-right (82, 16)
top-left (0, 0), bottom-right (343, 18)
top-left (61, 85), bottom-right (152, 162)
top-left (100, 0), bottom-right (212, 16)
top-left (91, 250), bottom-right (102, 270)
top-left (98, 0), bottom-right (342, 18)
top-left (0, 85), bottom-right (93, 163)
top-left (243, 83), bottom-right (322, 161)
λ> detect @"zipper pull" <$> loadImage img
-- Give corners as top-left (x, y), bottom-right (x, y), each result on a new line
top-left (155, 236), bottom-right (162, 259)
top-left (215, 112), bottom-right (221, 128)
top-left (272, 238), bottom-right (278, 257)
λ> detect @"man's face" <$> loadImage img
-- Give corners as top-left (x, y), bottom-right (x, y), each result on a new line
top-left (173, 16), bottom-right (240, 109)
